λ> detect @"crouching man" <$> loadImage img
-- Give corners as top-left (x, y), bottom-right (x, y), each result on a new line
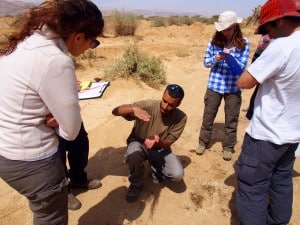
top-left (112, 84), bottom-right (187, 202)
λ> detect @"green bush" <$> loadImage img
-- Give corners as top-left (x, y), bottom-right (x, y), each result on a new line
top-left (104, 43), bottom-right (166, 89)
top-left (190, 15), bottom-right (218, 25)
top-left (166, 16), bottom-right (194, 26)
top-left (167, 16), bottom-right (182, 26)
top-left (111, 10), bottom-right (138, 36)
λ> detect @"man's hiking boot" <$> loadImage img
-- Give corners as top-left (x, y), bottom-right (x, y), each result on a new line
top-left (126, 184), bottom-right (142, 203)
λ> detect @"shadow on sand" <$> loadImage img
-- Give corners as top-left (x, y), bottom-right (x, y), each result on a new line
top-left (75, 146), bottom-right (191, 225)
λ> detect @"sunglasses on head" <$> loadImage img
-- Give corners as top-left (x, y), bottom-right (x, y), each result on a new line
top-left (166, 84), bottom-right (184, 99)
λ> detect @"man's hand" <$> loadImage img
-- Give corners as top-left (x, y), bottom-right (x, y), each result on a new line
top-left (143, 135), bottom-right (160, 149)
top-left (132, 107), bottom-right (151, 121)
top-left (45, 114), bottom-right (59, 127)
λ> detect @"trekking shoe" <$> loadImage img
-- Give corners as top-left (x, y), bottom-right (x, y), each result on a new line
top-left (196, 144), bottom-right (206, 155)
top-left (70, 179), bottom-right (102, 190)
top-left (223, 151), bottom-right (232, 161)
top-left (68, 193), bottom-right (82, 210)
top-left (126, 184), bottom-right (142, 203)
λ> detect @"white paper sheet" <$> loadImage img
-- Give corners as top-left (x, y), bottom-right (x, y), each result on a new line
top-left (78, 81), bottom-right (109, 100)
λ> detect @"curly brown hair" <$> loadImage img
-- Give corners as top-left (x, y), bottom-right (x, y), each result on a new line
top-left (0, 0), bottom-right (104, 56)
top-left (211, 24), bottom-right (246, 50)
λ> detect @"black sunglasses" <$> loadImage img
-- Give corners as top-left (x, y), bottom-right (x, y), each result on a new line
top-left (90, 39), bottom-right (100, 49)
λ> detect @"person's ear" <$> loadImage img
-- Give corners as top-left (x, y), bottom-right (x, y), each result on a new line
top-left (73, 33), bottom-right (85, 45)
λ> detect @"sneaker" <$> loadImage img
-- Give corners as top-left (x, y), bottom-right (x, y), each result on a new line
top-left (196, 144), bottom-right (206, 155)
top-left (68, 193), bottom-right (82, 210)
top-left (70, 179), bottom-right (102, 190)
top-left (126, 184), bottom-right (142, 203)
top-left (223, 151), bottom-right (232, 161)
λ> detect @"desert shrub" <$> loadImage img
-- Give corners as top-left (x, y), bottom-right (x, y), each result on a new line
top-left (137, 56), bottom-right (166, 88)
top-left (111, 10), bottom-right (138, 36)
top-left (178, 16), bottom-right (193, 25)
top-left (104, 43), bottom-right (166, 89)
top-left (190, 15), bottom-right (203, 23)
top-left (204, 15), bottom-right (219, 24)
top-left (165, 16), bottom-right (193, 26)
top-left (150, 16), bottom-right (167, 27)
top-left (190, 15), bottom-right (218, 25)
top-left (167, 16), bottom-right (182, 26)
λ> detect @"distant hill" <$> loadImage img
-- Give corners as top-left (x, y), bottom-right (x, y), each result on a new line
top-left (0, 0), bottom-right (35, 16)
top-left (102, 8), bottom-right (200, 18)
top-left (0, 1), bottom-right (200, 18)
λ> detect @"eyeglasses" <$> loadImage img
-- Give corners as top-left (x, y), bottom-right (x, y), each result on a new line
top-left (90, 39), bottom-right (100, 49)
top-left (166, 84), bottom-right (184, 99)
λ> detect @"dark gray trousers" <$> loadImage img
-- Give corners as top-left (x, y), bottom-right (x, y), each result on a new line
top-left (0, 152), bottom-right (69, 225)
top-left (125, 141), bottom-right (184, 186)
top-left (199, 88), bottom-right (241, 151)
top-left (236, 133), bottom-right (297, 225)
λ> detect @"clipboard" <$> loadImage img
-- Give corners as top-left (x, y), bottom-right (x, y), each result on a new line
top-left (78, 81), bottom-right (110, 100)
top-left (219, 52), bottom-right (243, 75)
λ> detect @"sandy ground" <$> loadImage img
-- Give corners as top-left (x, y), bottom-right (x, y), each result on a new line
top-left (0, 20), bottom-right (300, 225)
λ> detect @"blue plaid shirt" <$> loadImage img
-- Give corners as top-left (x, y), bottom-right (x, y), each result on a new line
top-left (204, 37), bottom-right (250, 93)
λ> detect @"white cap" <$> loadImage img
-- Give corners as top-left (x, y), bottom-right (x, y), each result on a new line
top-left (214, 11), bottom-right (243, 32)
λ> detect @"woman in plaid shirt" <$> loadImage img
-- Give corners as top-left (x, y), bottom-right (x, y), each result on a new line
top-left (196, 11), bottom-right (250, 161)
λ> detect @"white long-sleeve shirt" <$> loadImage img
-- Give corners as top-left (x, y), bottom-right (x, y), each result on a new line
top-left (0, 26), bottom-right (82, 160)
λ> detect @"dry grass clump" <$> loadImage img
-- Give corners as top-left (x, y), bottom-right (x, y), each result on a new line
top-left (148, 15), bottom-right (218, 27)
top-left (106, 10), bottom-right (139, 37)
top-left (103, 42), bottom-right (166, 89)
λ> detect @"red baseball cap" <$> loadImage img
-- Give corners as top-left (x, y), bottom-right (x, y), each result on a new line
top-left (255, 0), bottom-right (300, 34)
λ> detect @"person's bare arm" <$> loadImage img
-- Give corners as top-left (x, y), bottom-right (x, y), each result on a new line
top-left (237, 70), bottom-right (258, 89)
top-left (112, 104), bottom-right (151, 121)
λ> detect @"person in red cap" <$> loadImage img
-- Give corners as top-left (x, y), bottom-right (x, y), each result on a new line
top-left (236, 0), bottom-right (300, 224)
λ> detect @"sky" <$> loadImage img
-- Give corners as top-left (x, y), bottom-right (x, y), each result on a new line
top-left (14, 0), bottom-right (267, 18)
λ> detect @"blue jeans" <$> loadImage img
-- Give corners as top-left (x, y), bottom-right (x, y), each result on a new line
top-left (236, 133), bottom-right (297, 225)
top-left (124, 140), bottom-right (184, 186)
top-left (58, 123), bottom-right (89, 185)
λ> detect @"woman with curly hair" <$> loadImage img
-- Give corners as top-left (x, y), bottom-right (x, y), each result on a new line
top-left (196, 11), bottom-right (250, 161)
